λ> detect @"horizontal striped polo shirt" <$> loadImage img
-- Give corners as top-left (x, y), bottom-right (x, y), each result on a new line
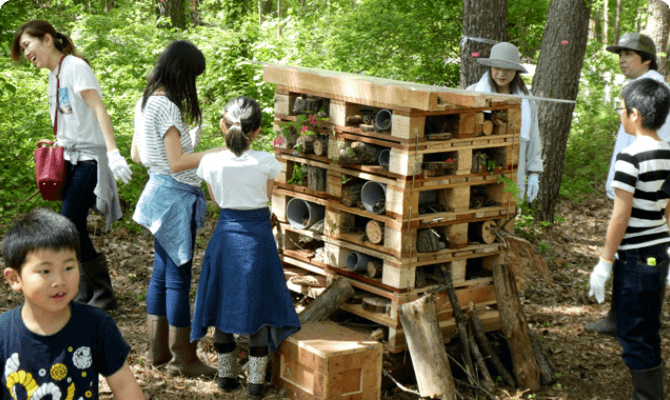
top-left (612, 136), bottom-right (670, 250)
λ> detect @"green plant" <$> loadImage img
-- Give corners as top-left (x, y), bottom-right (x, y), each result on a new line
top-left (341, 175), bottom-right (352, 184)
top-left (288, 163), bottom-right (307, 185)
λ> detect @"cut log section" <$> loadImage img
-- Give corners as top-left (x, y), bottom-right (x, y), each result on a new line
top-left (469, 220), bottom-right (497, 244)
top-left (298, 278), bottom-right (355, 324)
top-left (367, 260), bottom-right (383, 278)
top-left (307, 166), bottom-right (326, 192)
top-left (338, 141), bottom-right (383, 164)
top-left (482, 120), bottom-right (494, 136)
top-left (398, 295), bottom-right (457, 400)
top-left (296, 135), bottom-right (316, 154)
top-left (492, 264), bottom-right (541, 391)
top-left (362, 297), bottom-right (390, 313)
top-left (341, 183), bottom-right (363, 207)
top-left (313, 138), bottom-right (328, 156)
top-left (417, 229), bottom-right (443, 253)
top-left (365, 220), bottom-right (384, 244)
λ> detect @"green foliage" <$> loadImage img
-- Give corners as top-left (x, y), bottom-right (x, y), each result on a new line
top-left (507, 0), bottom-right (549, 59)
top-left (287, 163), bottom-right (307, 185)
top-left (561, 39), bottom-right (621, 202)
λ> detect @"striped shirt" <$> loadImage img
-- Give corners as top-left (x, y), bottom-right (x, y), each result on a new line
top-left (133, 96), bottom-right (201, 187)
top-left (612, 136), bottom-right (670, 250)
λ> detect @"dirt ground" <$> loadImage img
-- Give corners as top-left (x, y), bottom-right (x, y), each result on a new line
top-left (2, 193), bottom-right (669, 400)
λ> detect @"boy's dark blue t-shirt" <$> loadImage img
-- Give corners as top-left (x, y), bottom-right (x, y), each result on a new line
top-left (0, 302), bottom-right (130, 400)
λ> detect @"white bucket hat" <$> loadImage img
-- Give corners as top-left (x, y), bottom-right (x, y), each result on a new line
top-left (477, 42), bottom-right (527, 73)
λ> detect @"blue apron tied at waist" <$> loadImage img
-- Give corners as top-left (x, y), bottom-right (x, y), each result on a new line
top-left (57, 140), bottom-right (122, 230)
top-left (133, 173), bottom-right (206, 266)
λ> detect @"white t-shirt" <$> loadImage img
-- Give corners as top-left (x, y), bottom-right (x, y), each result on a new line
top-left (133, 96), bottom-right (201, 187)
top-left (197, 149), bottom-right (281, 209)
top-left (48, 55), bottom-right (106, 160)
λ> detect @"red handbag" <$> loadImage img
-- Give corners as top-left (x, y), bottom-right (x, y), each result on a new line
top-left (35, 55), bottom-right (67, 201)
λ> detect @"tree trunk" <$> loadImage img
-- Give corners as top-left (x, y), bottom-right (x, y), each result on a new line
top-left (277, 0), bottom-right (282, 36)
top-left (603, 0), bottom-right (608, 44)
top-left (643, 0), bottom-right (670, 78)
top-left (157, 0), bottom-right (186, 29)
top-left (459, 0), bottom-right (509, 88)
top-left (532, 0), bottom-right (591, 223)
top-left (614, 0), bottom-right (623, 43)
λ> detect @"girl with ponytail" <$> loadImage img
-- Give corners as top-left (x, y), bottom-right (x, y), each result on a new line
top-left (11, 20), bottom-right (133, 310)
top-left (190, 96), bottom-right (300, 398)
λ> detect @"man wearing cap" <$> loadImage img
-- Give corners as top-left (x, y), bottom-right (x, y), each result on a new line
top-left (586, 33), bottom-right (670, 334)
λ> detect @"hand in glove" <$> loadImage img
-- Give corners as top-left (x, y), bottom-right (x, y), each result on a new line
top-left (189, 125), bottom-right (205, 149)
top-left (108, 149), bottom-right (132, 184)
top-left (526, 173), bottom-right (539, 203)
top-left (588, 258), bottom-right (613, 304)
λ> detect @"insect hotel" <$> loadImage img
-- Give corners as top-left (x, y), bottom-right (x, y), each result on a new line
top-left (265, 64), bottom-right (547, 399)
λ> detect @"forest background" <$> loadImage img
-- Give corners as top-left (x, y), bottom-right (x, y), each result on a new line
top-left (0, 0), bottom-right (661, 236)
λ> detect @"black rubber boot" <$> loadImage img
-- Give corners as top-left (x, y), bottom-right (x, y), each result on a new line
top-left (630, 363), bottom-right (664, 400)
top-left (83, 253), bottom-right (118, 310)
top-left (75, 262), bottom-right (92, 303)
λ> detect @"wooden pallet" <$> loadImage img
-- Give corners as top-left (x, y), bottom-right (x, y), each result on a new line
top-left (281, 255), bottom-right (501, 353)
top-left (274, 114), bottom-right (521, 177)
top-left (275, 221), bottom-right (505, 290)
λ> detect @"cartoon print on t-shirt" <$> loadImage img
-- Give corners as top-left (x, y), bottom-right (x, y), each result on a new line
top-left (4, 349), bottom-right (89, 400)
top-left (58, 87), bottom-right (73, 114)
top-left (72, 347), bottom-right (92, 370)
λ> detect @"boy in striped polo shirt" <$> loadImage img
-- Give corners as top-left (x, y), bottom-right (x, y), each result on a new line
top-left (589, 78), bottom-right (670, 400)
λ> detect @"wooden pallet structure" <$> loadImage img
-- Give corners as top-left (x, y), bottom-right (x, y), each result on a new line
top-left (264, 63), bottom-right (522, 353)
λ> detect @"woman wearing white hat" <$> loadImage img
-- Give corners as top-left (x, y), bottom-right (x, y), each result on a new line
top-left (467, 42), bottom-right (543, 204)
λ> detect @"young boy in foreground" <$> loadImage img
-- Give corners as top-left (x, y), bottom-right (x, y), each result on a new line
top-left (589, 78), bottom-right (670, 400)
top-left (1, 208), bottom-right (144, 400)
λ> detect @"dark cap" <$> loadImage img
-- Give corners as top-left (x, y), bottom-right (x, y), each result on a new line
top-left (606, 32), bottom-right (656, 56)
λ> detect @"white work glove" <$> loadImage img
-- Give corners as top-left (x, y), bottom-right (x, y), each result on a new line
top-left (588, 258), bottom-right (613, 304)
top-left (526, 173), bottom-right (539, 203)
top-left (189, 125), bottom-right (205, 149)
top-left (108, 149), bottom-right (132, 184)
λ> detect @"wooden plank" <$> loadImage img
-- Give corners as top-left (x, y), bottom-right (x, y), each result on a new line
top-left (264, 63), bottom-right (485, 111)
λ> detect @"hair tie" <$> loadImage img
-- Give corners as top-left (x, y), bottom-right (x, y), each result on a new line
top-left (232, 121), bottom-right (242, 127)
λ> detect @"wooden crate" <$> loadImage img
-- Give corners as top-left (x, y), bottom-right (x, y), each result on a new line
top-left (271, 320), bottom-right (383, 400)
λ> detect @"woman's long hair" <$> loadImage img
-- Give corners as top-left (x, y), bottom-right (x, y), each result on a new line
top-left (142, 40), bottom-right (205, 126)
top-left (222, 96), bottom-right (262, 157)
top-left (487, 68), bottom-right (530, 95)
top-left (11, 20), bottom-right (89, 65)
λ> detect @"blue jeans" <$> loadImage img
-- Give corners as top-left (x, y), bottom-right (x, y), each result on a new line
top-left (61, 161), bottom-right (98, 263)
top-left (145, 219), bottom-right (195, 327)
top-left (615, 243), bottom-right (670, 370)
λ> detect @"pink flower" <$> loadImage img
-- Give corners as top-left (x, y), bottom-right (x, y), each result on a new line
top-left (300, 125), bottom-right (309, 134)
top-left (310, 114), bottom-right (318, 126)
top-left (273, 136), bottom-right (284, 147)
top-left (561, 40), bottom-right (569, 45)
top-left (471, 52), bottom-right (480, 57)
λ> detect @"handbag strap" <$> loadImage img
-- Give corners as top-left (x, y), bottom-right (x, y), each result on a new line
top-left (53, 55), bottom-right (66, 137)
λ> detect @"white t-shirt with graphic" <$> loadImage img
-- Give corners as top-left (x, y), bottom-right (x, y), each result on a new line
top-left (48, 55), bottom-right (106, 160)
top-left (197, 149), bottom-right (281, 210)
